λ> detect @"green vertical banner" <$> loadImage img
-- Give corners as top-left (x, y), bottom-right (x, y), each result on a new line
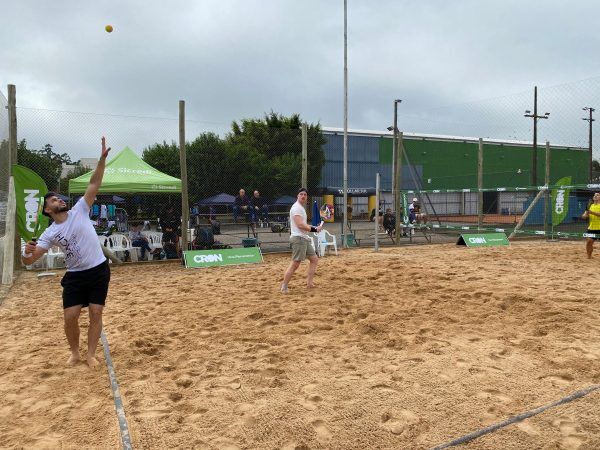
top-left (401, 192), bottom-right (409, 224)
top-left (12, 165), bottom-right (49, 241)
top-left (551, 176), bottom-right (571, 226)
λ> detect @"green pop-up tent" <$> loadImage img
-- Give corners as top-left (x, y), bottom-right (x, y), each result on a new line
top-left (69, 147), bottom-right (181, 194)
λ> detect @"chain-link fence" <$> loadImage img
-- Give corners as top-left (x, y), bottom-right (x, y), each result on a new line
top-left (184, 120), bottom-right (326, 253)
top-left (7, 103), bottom-right (325, 267)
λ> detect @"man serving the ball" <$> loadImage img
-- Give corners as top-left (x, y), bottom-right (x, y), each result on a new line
top-left (22, 137), bottom-right (112, 368)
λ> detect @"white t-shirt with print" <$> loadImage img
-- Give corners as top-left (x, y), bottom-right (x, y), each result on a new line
top-left (37, 198), bottom-right (106, 272)
top-left (289, 201), bottom-right (310, 240)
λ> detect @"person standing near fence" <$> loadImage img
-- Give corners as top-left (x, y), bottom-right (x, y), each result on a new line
top-left (22, 137), bottom-right (112, 368)
top-left (582, 192), bottom-right (600, 259)
top-left (280, 188), bottom-right (323, 293)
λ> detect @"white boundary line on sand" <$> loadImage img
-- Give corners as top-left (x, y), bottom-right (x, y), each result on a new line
top-left (101, 329), bottom-right (133, 450)
top-left (431, 384), bottom-right (600, 449)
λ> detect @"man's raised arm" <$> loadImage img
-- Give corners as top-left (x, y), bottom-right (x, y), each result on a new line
top-left (83, 136), bottom-right (111, 207)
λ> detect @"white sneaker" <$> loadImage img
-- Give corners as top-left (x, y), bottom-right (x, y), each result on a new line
top-left (280, 283), bottom-right (289, 294)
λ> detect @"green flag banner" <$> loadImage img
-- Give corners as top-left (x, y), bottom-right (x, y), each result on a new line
top-left (401, 192), bottom-right (409, 224)
top-left (183, 247), bottom-right (263, 269)
top-left (12, 165), bottom-right (49, 241)
top-left (551, 176), bottom-right (572, 226)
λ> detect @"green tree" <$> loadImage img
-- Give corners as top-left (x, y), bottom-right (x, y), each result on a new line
top-left (141, 141), bottom-right (180, 178)
top-left (58, 164), bottom-right (90, 193)
top-left (186, 132), bottom-right (230, 204)
top-left (16, 140), bottom-right (64, 191)
top-left (593, 159), bottom-right (600, 183)
top-left (142, 112), bottom-right (327, 204)
top-left (227, 111), bottom-right (326, 198)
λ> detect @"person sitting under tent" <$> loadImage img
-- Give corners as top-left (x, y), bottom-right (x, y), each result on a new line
top-left (129, 222), bottom-right (158, 260)
top-left (161, 224), bottom-right (180, 259)
top-left (159, 204), bottom-right (181, 233)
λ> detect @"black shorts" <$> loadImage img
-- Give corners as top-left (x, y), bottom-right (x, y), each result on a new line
top-left (587, 230), bottom-right (600, 241)
top-left (61, 260), bottom-right (110, 309)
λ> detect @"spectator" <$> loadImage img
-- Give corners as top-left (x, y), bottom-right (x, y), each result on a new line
top-left (129, 223), bottom-right (155, 260)
top-left (251, 190), bottom-right (269, 227)
top-left (233, 189), bottom-right (251, 223)
top-left (382, 208), bottom-right (396, 236)
top-left (160, 204), bottom-right (181, 233)
top-left (370, 205), bottom-right (384, 230)
top-left (161, 224), bottom-right (180, 259)
top-left (409, 197), bottom-right (428, 226)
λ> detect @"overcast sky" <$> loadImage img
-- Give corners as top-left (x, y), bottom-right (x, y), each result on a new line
top-left (2, 0), bottom-right (600, 159)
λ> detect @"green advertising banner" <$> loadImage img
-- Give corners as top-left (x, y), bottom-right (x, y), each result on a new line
top-left (183, 247), bottom-right (263, 269)
top-left (456, 233), bottom-right (510, 247)
top-left (551, 176), bottom-right (572, 226)
top-left (12, 165), bottom-right (49, 241)
top-left (401, 192), bottom-right (409, 224)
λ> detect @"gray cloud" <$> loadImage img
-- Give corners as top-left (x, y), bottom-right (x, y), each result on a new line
top-left (2, 0), bottom-right (600, 158)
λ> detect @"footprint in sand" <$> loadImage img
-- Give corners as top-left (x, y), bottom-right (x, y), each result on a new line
top-left (553, 417), bottom-right (586, 450)
top-left (380, 410), bottom-right (421, 435)
top-left (476, 389), bottom-right (512, 404)
top-left (299, 383), bottom-right (323, 410)
top-left (489, 347), bottom-right (510, 360)
top-left (311, 419), bottom-right (332, 442)
top-left (516, 421), bottom-right (540, 436)
top-left (539, 374), bottom-right (574, 387)
top-left (235, 402), bottom-right (258, 426)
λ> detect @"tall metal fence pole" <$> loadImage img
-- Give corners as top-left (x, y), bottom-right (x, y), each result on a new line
top-left (179, 100), bottom-right (189, 252)
top-left (374, 173), bottom-right (380, 252)
top-left (301, 123), bottom-right (307, 189)
top-left (394, 132), bottom-right (403, 245)
top-left (477, 138), bottom-right (483, 229)
top-left (8, 85), bottom-right (20, 268)
top-left (544, 141), bottom-right (551, 239)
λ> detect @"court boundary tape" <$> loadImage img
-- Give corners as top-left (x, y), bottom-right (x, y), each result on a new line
top-left (101, 329), bottom-right (133, 450)
top-left (432, 383), bottom-right (600, 449)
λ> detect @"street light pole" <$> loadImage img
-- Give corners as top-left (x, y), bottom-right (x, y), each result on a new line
top-left (583, 107), bottom-right (595, 183)
top-left (342, 0), bottom-right (349, 247)
top-left (524, 86), bottom-right (549, 186)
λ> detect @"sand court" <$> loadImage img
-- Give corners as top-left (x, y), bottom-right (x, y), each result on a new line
top-left (1, 241), bottom-right (599, 449)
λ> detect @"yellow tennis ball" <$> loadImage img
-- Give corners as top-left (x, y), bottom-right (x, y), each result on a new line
top-left (105, 25), bottom-right (113, 33)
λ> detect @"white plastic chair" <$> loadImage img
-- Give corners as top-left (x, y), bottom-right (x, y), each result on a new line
top-left (108, 233), bottom-right (138, 262)
top-left (315, 230), bottom-right (338, 257)
top-left (21, 238), bottom-right (47, 270)
top-left (142, 231), bottom-right (163, 252)
top-left (47, 246), bottom-right (65, 269)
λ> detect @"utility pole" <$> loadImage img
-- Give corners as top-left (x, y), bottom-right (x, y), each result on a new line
top-left (524, 86), bottom-right (549, 186)
top-left (583, 107), bottom-right (595, 183)
top-left (388, 100), bottom-right (401, 236)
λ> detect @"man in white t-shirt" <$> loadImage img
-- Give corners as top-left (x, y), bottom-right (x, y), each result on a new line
top-left (22, 137), bottom-right (112, 368)
top-left (408, 197), bottom-right (428, 226)
top-left (280, 188), bottom-right (324, 293)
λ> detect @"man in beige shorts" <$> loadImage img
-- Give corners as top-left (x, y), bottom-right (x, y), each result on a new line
top-left (280, 188), bottom-right (324, 293)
